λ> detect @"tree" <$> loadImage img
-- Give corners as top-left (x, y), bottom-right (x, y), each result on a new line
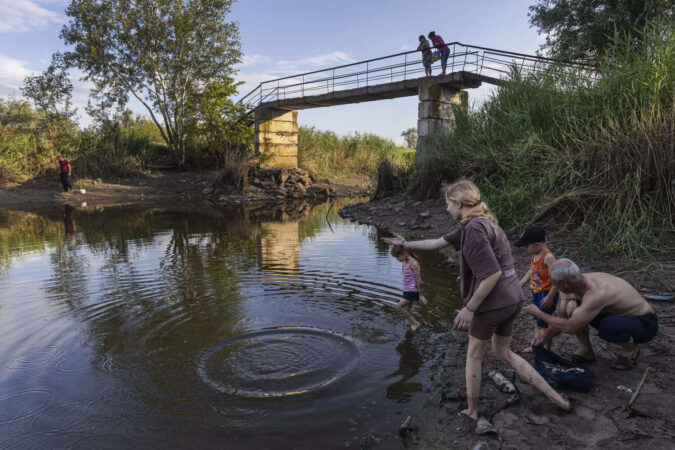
top-left (401, 127), bottom-right (418, 149)
top-left (21, 61), bottom-right (79, 153)
top-left (528, 0), bottom-right (674, 61)
top-left (21, 61), bottom-right (75, 120)
top-left (60, 0), bottom-right (241, 168)
top-left (185, 79), bottom-right (253, 167)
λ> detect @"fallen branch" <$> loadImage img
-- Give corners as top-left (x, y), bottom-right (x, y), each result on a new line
top-left (628, 367), bottom-right (652, 408)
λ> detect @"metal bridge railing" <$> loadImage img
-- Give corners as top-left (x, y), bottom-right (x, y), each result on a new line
top-left (238, 42), bottom-right (594, 112)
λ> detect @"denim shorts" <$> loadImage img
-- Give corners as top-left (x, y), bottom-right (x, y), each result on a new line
top-left (441, 47), bottom-right (450, 65)
top-left (532, 290), bottom-right (559, 328)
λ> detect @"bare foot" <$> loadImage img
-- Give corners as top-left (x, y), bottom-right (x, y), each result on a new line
top-left (460, 408), bottom-right (478, 420)
top-left (522, 345), bottom-right (533, 353)
top-left (556, 397), bottom-right (574, 413)
top-left (410, 322), bottom-right (420, 332)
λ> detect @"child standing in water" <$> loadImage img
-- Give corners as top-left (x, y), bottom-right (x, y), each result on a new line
top-left (516, 226), bottom-right (559, 352)
top-left (391, 245), bottom-right (427, 331)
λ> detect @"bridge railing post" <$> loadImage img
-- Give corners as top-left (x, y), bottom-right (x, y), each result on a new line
top-left (404, 54), bottom-right (407, 80)
top-left (366, 61), bottom-right (369, 86)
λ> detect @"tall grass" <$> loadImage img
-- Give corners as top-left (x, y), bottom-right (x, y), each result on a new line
top-left (298, 126), bottom-right (414, 186)
top-left (415, 22), bottom-right (674, 257)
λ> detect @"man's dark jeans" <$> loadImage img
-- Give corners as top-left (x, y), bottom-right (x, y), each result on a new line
top-left (60, 172), bottom-right (72, 192)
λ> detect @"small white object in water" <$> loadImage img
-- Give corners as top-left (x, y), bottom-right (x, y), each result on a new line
top-left (337, 280), bottom-right (343, 285)
top-left (80, 202), bottom-right (87, 207)
top-left (79, 188), bottom-right (86, 194)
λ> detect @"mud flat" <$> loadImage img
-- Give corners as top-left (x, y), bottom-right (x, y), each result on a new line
top-left (340, 195), bottom-right (675, 449)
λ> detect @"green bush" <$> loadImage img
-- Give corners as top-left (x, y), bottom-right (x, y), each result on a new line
top-left (298, 126), bottom-right (414, 187)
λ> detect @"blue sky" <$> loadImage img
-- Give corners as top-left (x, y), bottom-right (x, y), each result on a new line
top-left (0, 0), bottom-right (545, 144)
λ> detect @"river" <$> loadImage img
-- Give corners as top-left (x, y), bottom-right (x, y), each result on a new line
top-left (0, 199), bottom-right (462, 449)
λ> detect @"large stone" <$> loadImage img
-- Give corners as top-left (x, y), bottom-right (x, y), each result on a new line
top-left (418, 101), bottom-right (455, 120)
top-left (417, 118), bottom-right (451, 136)
top-left (418, 84), bottom-right (460, 102)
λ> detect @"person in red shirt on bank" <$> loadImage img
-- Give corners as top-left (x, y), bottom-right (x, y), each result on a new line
top-left (58, 155), bottom-right (72, 192)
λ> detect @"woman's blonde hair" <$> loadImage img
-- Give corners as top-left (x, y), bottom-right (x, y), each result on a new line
top-left (443, 180), bottom-right (497, 226)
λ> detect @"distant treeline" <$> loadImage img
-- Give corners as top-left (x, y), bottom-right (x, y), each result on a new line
top-left (0, 101), bottom-right (169, 183)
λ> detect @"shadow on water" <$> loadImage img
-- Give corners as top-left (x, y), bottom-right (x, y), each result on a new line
top-left (0, 199), bottom-right (463, 449)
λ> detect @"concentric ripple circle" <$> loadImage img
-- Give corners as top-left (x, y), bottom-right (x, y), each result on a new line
top-left (198, 327), bottom-right (359, 398)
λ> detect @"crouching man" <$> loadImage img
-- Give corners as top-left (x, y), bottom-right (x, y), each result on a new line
top-left (523, 258), bottom-right (657, 370)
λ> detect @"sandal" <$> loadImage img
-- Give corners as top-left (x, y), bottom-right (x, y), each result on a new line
top-left (611, 356), bottom-right (635, 371)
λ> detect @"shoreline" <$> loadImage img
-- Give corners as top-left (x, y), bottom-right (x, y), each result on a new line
top-left (0, 170), bottom-right (370, 209)
top-left (339, 195), bottom-right (675, 449)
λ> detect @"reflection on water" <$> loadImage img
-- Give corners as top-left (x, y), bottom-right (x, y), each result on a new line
top-left (0, 199), bottom-right (462, 449)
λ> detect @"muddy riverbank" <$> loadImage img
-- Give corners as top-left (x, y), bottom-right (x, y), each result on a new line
top-left (340, 196), bottom-right (675, 450)
top-left (0, 169), bottom-right (369, 208)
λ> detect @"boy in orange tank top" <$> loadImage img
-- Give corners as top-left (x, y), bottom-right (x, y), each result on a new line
top-left (516, 226), bottom-right (559, 351)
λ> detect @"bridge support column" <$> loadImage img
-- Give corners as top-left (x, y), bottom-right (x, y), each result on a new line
top-left (417, 85), bottom-right (467, 149)
top-left (254, 108), bottom-right (298, 168)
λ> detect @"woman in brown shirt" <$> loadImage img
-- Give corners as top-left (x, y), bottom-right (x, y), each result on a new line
top-left (384, 180), bottom-right (571, 420)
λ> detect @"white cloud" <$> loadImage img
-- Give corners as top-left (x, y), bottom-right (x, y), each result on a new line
top-left (239, 54), bottom-right (271, 67)
top-left (0, 55), bottom-right (38, 96)
top-left (0, 0), bottom-right (64, 33)
top-left (276, 51), bottom-right (354, 73)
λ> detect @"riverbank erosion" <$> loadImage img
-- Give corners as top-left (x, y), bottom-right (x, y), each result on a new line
top-left (0, 169), bottom-right (369, 208)
top-left (340, 196), bottom-right (675, 449)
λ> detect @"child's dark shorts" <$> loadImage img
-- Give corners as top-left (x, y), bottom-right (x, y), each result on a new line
top-left (589, 312), bottom-right (658, 344)
top-left (469, 302), bottom-right (522, 340)
top-left (402, 291), bottom-right (419, 301)
top-left (532, 290), bottom-right (559, 328)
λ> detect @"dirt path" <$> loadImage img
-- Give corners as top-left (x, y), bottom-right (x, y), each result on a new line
top-left (0, 170), bottom-right (369, 208)
top-left (340, 196), bottom-right (675, 450)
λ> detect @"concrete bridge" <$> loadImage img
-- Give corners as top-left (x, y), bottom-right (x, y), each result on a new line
top-left (240, 43), bottom-right (589, 168)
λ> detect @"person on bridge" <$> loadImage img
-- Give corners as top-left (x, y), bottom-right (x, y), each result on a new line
top-left (523, 259), bottom-right (658, 370)
top-left (383, 180), bottom-right (572, 420)
top-left (428, 31), bottom-right (450, 75)
top-left (417, 35), bottom-right (433, 76)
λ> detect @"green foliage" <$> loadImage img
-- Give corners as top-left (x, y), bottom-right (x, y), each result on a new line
top-left (60, 0), bottom-right (241, 166)
top-left (0, 99), bottom-right (166, 184)
top-left (529, 0), bottom-right (674, 61)
top-left (415, 22), bottom-right (674, 257)
top-left (401, 127), bottom-right (418, 149)
top-left (298, 126), bottom-right (414, 187)
top-left (184, 79), bottom-right (253, 169)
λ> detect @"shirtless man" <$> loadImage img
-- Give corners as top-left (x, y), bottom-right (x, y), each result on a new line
top-left (523, 258), bottom-right (658, 370)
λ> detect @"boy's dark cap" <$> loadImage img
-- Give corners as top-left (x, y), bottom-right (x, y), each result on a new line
top-left (514, 226), bottom-right (546, 247)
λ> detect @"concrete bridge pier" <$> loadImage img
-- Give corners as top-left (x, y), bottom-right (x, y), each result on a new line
top-left (417, 85), bottom-right (468, 150)
top-left (254, 108), bottom-right (298, 168)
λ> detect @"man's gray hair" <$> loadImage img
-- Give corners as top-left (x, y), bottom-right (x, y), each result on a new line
top-left (549, 258), bottom-right (582, 282)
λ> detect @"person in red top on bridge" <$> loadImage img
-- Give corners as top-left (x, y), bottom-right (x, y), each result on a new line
top-left (428, 31), bottom-right (450, 75)
top-left (58, 155), bottom-right (72, 192)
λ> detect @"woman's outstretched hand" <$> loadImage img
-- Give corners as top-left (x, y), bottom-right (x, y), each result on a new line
top-left (453, 307), bottom-right (474, 331)
top-left (381, 234), bottom-right (405, 245)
